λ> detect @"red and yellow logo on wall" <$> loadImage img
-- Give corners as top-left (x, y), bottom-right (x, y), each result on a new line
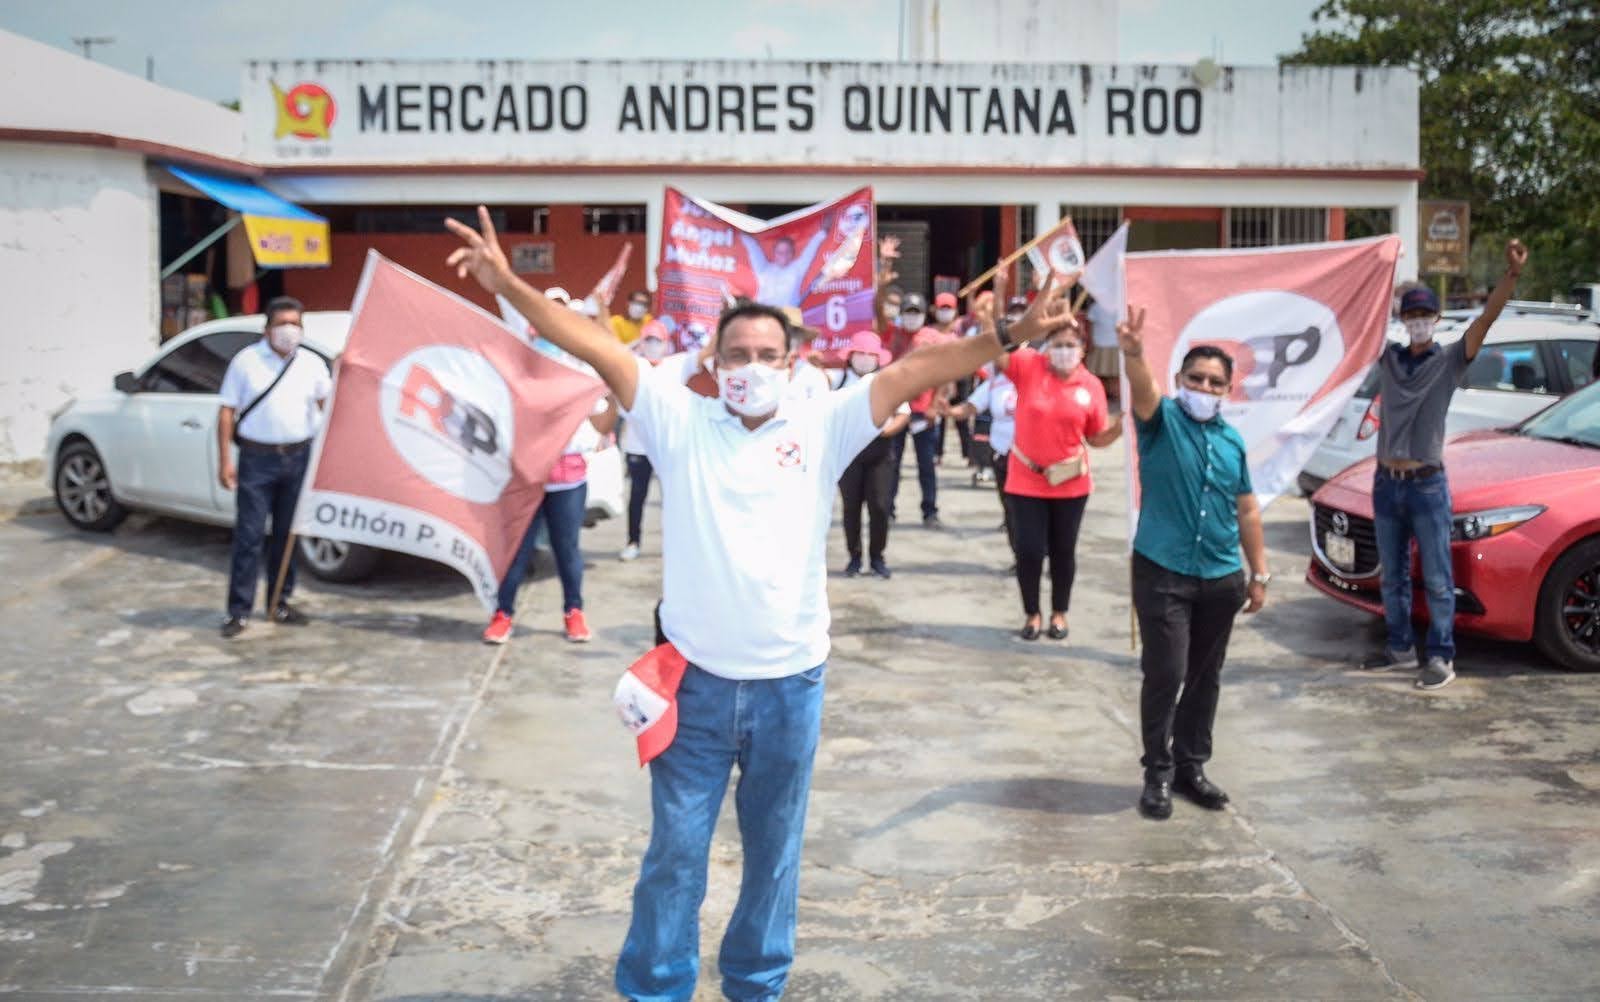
top-left (271, 81), bottom-right (336, 141)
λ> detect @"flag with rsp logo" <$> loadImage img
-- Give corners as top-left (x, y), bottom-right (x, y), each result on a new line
top-left (294, 252), bottom-right (606, 608)
top-left (1124, 235), bottom-right (1401, 512)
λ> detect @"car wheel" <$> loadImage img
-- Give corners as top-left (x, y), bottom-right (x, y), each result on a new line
top-left (1534, 537), bottom-right (1600, 672)
top-left (297, 536), bottom-right (381, 582)
top-left (54, 441), bottom-right (127, 531)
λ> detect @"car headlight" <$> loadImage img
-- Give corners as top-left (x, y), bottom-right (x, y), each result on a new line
top-left (1451, 504), bottom-right (1546, 541)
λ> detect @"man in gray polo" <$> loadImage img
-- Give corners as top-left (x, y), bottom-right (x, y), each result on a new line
top-left (1361, 239), bottom-right (1528, 689)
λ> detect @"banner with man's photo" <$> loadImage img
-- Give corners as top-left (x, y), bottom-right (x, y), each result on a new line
top-left (655, 186), bottom-right (876, 363)
top-left (1123, 234), bottom-right (1402, 519)
top-left (294, 252), bottom-right (606, 609)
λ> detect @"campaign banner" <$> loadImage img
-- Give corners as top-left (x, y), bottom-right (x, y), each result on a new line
top-left (295, 252), bottom-right (607, 609)
top-left (1026, 216), bottom-right (1085, 285)
top-left (1123, 235), bottom-right (1401, 518)
top-left (655, 186), bottom-right (876, 364)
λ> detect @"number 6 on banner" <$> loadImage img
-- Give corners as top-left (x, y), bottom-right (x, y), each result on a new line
top-left (825, 295), bottom-right (848, 332)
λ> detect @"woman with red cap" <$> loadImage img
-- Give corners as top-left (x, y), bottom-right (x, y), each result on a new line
top-left (998, 313), bottom-right (1122, 640)
top-left (834, 331), bottom-right (909, 577)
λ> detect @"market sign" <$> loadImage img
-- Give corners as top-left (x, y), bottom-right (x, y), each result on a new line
top-left (241, 60), bottom-right (1419, 173)
top-left (1418, 200), bottom-right (1470, 276)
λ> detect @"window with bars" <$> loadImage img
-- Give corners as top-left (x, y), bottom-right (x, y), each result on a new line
top-left (1062, 205), bottom-right (1123, 256)
top-left (583, 205), bottom-right (647, 234)
top-left (1227, 207), bottom-right (1328, 248)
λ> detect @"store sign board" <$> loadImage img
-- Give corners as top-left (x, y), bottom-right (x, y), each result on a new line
top-left (242, 60), bottom-right (1418, 172)
top-left (1418, 200), bottom-right (1470, 275)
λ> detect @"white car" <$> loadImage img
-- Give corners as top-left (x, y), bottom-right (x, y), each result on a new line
top-left (47, 312), bottom-right (622, 581)
top-left (1298, 306), bottom-right (1599, 494)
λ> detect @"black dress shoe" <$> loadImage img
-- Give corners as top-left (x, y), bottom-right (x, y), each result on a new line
top-left (1019, 621), bottom-right (1040, 641)
top-left (220, 616), bottom-right (247, 639)
top-left (844, 557), bottom-right (862, 577)
top-left (1138, 779), bottom-right (1173, 820)
top-left (1047, 621), bottom-right (1069, 640)
top-left (870, 558), bottom-right (892, 579)
top-left (1174, 770), bottom-right (1230, 810)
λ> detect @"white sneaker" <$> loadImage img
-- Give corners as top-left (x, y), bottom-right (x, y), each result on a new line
top-left (619, 543), bottom-right (641, 561)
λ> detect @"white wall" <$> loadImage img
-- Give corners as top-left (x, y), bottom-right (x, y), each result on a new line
top-left (904, 0), bottom-right (1118, 62)
top-left (0, 143), bottom-right (158, 469)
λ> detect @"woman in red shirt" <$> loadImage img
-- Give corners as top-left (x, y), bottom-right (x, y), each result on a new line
top-left (1001, 323), bottom-right (1122, 640)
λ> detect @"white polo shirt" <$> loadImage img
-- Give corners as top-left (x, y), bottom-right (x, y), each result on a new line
top-left (622, 356), bottom-right (881, 679)
top-left (219, 340), bottom-right (332, 445)
top-left (787, 358), bottom-right (832, 401)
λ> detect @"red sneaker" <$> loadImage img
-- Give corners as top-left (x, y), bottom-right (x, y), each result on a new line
top-left (564, 608), bottom-right (592, 643)
top-left (482, 610), bottom-right (513, 645)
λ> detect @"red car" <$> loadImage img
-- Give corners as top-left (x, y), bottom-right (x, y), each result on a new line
top-left (1307, 380), bottom-right (1600, 671)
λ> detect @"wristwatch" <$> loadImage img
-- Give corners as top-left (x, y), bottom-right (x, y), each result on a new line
top-left (1251, 571), bottom-right (1273, 587)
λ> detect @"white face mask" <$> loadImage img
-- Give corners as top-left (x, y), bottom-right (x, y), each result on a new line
top-left (1403, 316), bottom-right (1436, 345)
top-left (902, 313), bottom-right (925, 330)
top-left (717, 363), bottom-right (786, 418)
top-left (849, 354), bottom-right (880, 375)
top-left (934, 307), bottom-right (956, 324)
top-left (1048, 345), bottom-right (1081, 372)
top-left (268, 323), bottom-right (302, 354)
top-left (1176, 386), bottom-right (1223, 422)
top-left (881, 303), bottom-right (900, 320)
top-left (639, 338), bottom-right (669, 361)
top-left (1005, 312), bottom-right (1025, 326)
top-left (627, 302), bottom-right (648, 320)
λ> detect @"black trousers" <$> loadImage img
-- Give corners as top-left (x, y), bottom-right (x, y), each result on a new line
top-left (626, 453), bottom-right (653, 545)
top-left (1132, 552), bottom-right (1247, 782)
top-left (1008, 493), bottom-right (1088, 616)
top-left (839, 436), bottom-right (895, 561)
top-left (992, 452), bottom-right (1014, 553)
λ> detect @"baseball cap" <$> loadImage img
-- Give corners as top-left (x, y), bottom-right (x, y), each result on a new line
top-left (1398, 287), bottom-right (1440, 315)
top-left (612, 643), bottom-right (689, 766)
top-left (901, 293), bottom-right (927, 313)
top-left (934, 291), bottom-right (958, 309)
top-left (1006, 295), bottom-right (1030, 312)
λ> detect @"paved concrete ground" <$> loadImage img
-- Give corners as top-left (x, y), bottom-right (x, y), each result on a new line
top-left (2, 445), bottom-right (1598, 1000)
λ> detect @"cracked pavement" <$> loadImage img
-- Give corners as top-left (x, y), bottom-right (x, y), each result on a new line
top-left (2, 445), bottom-right (1599, 1000)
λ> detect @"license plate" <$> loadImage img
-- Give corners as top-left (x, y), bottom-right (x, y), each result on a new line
top-left (1324, 532), bottom-right (1356, 569)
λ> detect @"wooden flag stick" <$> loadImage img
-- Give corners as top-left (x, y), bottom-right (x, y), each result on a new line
top-left (268, 531), bottom-right (297, 619)
top-left (958, 216), bottom-right (1074, 299)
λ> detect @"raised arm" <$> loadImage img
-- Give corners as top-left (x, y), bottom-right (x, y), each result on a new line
top-left (738, 232), bottom-right (769, 269)
top-left (1117, 306), bottom-right (1161, 422)
top-left (1461, 239), bottom-right (1528, 361)
top-left (870, 271), bottom-right (1077, 427)
top-left (447, 207), bottom-right (641, 408)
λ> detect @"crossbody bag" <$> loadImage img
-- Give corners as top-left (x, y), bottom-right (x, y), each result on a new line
top-left (232, 356), bottom-right (295, 445)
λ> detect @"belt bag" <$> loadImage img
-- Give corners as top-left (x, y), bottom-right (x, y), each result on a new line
top-left (1012, 442), bottom-right (1086, 486)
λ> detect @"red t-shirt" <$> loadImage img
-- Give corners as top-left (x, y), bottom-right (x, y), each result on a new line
top-left (1004, 348), bottom-right (1110, 499)
top-left (903, 326), bottom-right (956, 414)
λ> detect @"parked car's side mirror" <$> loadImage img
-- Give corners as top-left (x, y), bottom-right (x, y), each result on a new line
top-left (113, 371), bottom-right (139, 394)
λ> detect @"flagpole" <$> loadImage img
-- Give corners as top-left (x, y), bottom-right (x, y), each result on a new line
top-left (268, 530), bottom-right (297, 619)
top-left (958, 216), bottom-right (1074, 299)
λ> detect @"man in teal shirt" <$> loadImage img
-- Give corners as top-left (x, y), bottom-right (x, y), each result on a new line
top-left (1119, 309), bottom-right (1270, 820)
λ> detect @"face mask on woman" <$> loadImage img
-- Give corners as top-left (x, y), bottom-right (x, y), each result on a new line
top-left (717, 362), bottom-right (787, 417)
top-left (1047, 344), bottom-right (1082, 372)
top-left (1403, 316), bottom-right (1436, 345)
top-left (934, 307), bottom-right (956, 325)
top-left (1176, 386), bottom-right (1223, 422)
top-left (881, 303), bottom-right (900, 321)
top-left (268, 323), bottom-right (302, 354)
top-left (627, 302), bottom-right (648, 321)
top-left (849, 354), bottom-right (880, 376)
top-left (639, 338), bottom-right (669, 361)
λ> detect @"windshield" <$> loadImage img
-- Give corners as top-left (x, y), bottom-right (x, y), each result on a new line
top-left (1520, 381), bottom-right (1600, 447)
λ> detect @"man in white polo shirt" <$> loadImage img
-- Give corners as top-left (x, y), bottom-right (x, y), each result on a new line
top-left (445, 208), bottom-right (1074, 1001)
top-left (216, 296), bottom-right (332, 638)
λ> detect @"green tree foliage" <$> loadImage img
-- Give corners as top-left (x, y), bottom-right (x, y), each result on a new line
top-left (1283, 0), bottom-right (1599, 300)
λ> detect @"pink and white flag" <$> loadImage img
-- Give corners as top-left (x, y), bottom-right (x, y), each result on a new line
top-left (1027, 217), bottom-right (1085, 285)
top-left (1123, 235), bottom-right (1401, 517)
top-left (295, 252), bottom-right (606, 608)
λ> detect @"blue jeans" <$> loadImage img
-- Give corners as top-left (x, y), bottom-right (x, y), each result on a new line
top-left (1373, 470), bottom-right (1455, 660)
top-left (616, 662), bottom-right (827, 1002)
top-left (627, 453), bottom-right (653, 546)
top-left (227, 446), bottom-right (309, 618)
top-left (909, 422), bottom-right (939, 518)
top-left (496, 483), bottom-right (586, 615)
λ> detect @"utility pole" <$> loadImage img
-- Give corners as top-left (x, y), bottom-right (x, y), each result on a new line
top-left (71, 36), bottom-right (115, 60)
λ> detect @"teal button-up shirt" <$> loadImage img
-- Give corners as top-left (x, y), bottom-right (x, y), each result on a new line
top-left (1132, 397), bottom-right (1253, 580)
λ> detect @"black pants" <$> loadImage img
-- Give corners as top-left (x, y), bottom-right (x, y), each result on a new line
top-left (227, 445), bottom-right (310, 618)
top-left (992, 452), bottom-right (1014, 552)
top-left (839, 436), bottom-right (895, 561)
top-left (626, 453), bottom-right (653, 545)
top-left (1008, 493), bottom-right (1089, 616)
top-left (1132, 552), bottom-right (1247, 782)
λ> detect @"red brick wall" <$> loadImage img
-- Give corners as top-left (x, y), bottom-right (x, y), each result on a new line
top-left (285, 204), bottom-right (650, 314)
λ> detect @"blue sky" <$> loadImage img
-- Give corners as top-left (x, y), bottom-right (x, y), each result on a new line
top-left (1, 0), bottom-right (1327, 104)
